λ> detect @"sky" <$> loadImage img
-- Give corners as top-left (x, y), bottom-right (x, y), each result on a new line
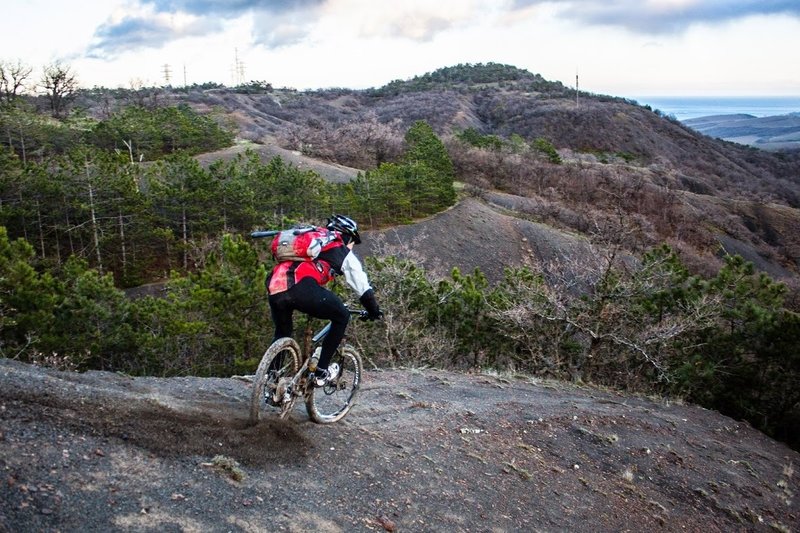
top-left (2, 0), bottom-right (800, 98)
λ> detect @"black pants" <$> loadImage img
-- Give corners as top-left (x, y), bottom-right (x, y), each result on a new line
top-left (268, 277), bottom-right (350, 370)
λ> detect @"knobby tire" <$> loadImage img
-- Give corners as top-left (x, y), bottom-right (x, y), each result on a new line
top-left (249, 337), bottom-right (301, 425)
top-left (305, 344), bottom-right (363, 424)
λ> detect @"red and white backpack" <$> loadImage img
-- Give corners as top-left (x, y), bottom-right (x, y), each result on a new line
top-left (271, 226), bottom-right (337, 262)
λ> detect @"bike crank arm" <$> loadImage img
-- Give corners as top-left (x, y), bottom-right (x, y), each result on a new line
top-left (279, 359), bottom-right (315, 418)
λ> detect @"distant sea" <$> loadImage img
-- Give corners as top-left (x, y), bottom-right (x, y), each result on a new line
top-left (630, 96), bottom-right (800, 121)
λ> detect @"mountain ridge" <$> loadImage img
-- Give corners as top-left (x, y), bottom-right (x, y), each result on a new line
top-left (684, 113), bottom-right (800, 151)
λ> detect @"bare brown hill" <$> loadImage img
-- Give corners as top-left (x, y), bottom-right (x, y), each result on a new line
top-left (363, 197), bottom-right (592, 284)
top-left (2, 358), bottom-right (798, 531)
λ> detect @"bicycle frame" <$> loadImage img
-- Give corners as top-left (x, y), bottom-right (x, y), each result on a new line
top-left (302, 308), bottom-right (366, 356)
top-left (273, 309), bottom-right (365, 413)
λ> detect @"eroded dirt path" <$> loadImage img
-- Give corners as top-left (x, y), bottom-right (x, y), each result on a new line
top-left (1, 358), bottom-right (798, 532)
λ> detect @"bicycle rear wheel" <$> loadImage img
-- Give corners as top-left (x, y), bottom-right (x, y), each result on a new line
top-left (249, 337), bottom-right (301, 425)
top-left (306, 344), bottom-right (363, 424)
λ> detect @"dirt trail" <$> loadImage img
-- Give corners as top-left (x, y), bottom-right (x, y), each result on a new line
top-left (1, 358), bottom-right (798, 532)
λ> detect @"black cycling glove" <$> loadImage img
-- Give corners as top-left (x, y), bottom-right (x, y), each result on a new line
top-left (359, 289), bottom-right (383, 320)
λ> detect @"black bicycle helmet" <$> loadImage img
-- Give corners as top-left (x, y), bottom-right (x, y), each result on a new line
top-left (326, 214), bottom-right (361, 244)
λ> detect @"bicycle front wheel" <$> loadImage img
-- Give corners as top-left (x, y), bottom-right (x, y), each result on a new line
top-left (249, 337), bottom-right (301, 425)
top-left (306, 344), bottom-right (363, 424)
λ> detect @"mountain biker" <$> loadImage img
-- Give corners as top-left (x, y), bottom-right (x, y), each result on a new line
top-left (267, 215), bottom-right (382, 386)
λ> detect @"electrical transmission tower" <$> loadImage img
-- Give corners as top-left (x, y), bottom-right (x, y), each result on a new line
top-left (232, 48), bottom-right (246, 86)
top-left (162, 63), bottom-right (172, 86)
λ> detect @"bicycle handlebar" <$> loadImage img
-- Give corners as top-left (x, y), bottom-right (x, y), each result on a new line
top-left (250, 230), bottom-right (280, 239)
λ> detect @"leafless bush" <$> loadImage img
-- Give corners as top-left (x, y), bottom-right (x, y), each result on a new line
top-left (489, 244), bottom-right (722, 389)
top-left (330, 113), bottom-right (405, 168)
top-left (278, 111), bottom-right (404, 169)
top-left (30, 349), bottom-right (87, 372)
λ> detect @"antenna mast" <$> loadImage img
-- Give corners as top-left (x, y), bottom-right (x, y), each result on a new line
top-left (575, 69), bottom-right (579, 108)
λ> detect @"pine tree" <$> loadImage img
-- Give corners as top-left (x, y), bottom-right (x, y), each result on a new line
top-left (0, 227), bottom-right (57, 360)
top-left (403, 121), bottom-right (456, 208)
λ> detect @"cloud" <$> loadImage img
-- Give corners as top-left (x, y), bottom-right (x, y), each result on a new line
top-left (252, 8), bottom-right (319, 48)
top-left (85, 0), bottom-right (800, 59)
top-left (385, 14), bottom-right (454, 41)
top-left (331, 0), bottom-right (489, 42)
top-left (89, 0), bottom-right (491, 57)
top-left (149, 0), bottom-right (325, 17)
top-left (512, 0), bottom-right (800, 34)
top-left (361, 10), bottom-right (466, 42)
top-left (88, 13), bottom-right (221, 58)
top-left (88, 0), bottom-right (326, 57)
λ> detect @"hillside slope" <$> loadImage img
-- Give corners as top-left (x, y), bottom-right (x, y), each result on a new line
top-left (364, 196), bottom-right (592, 283)
top-left (1, 358), bottom-right (798, 531)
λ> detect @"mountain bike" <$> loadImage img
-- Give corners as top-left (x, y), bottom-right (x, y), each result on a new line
top-left (249, 309), bottom-right (365, 425)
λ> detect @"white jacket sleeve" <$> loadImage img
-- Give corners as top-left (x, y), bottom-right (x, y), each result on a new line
top-left (342, 252), bottom-right (372, 296)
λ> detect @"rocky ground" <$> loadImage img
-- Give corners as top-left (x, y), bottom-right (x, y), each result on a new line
top-left (1, 358), bottom-right (798, 532)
